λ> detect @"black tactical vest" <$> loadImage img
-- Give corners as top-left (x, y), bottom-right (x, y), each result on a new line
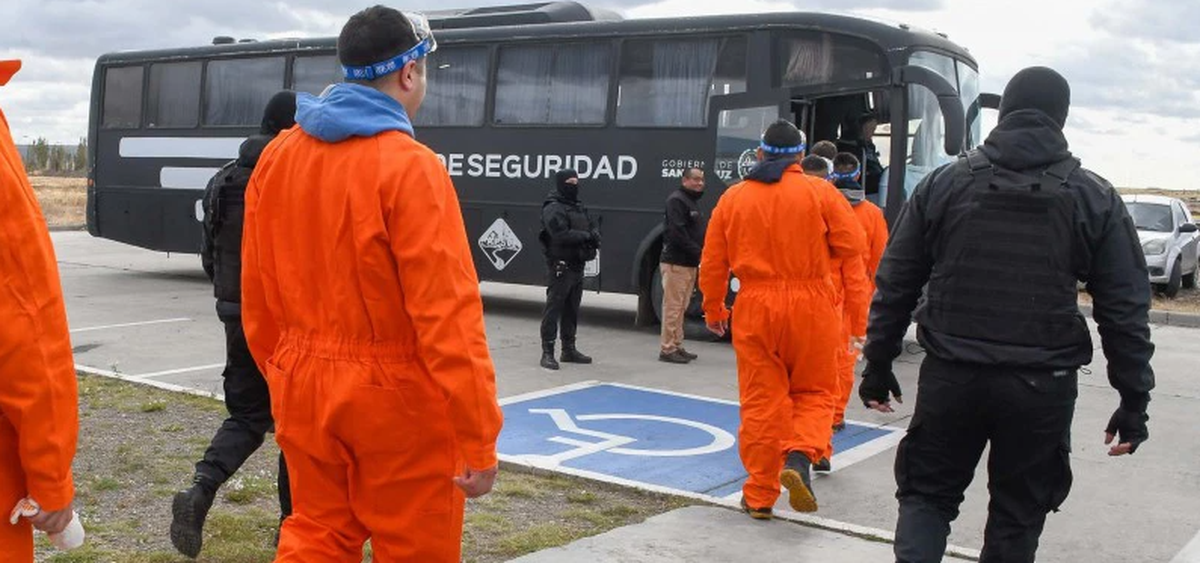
top-left (916, 150), bottom-right (1085, 349)
top-left (202, 161), bottom-right (252, 309)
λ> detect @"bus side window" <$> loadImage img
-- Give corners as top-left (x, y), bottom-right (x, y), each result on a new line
top-left (205, 57), bottom-right (286, 127)
top-left (102, 66), bottom-right (144, 129)
top-left (416, 47), bottom-right (491, 127)
top-left (147, 62), bottom-right (202, 129)
top-left (292, 55), bottom-right (342, 97)
top-left (494, 43), bottom-right (610, 126)
top-left (616, 35), bottom-right (745, 128)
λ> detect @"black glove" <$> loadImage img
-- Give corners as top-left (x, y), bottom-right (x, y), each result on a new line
top-left (1105, 407), bottom-right (1149, 454)
top-left (589, 230), bottom-right (602, 247)
top-left (859, 361), bottom-right (902, 408)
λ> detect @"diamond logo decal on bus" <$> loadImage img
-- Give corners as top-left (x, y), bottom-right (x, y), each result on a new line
top-left (478, 218), bottom-right (523, 271)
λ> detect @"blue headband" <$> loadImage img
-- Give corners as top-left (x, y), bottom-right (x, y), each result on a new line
top-left (342, 37), bottom-right (435, 81)
top-left (759, 141), bottom-right (805, 155)
top-left (829, 167), bottom-right (861, 181)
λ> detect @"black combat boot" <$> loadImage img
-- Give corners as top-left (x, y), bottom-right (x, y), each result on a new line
top-left (560, 341), bottom-right (593, 364)
top-left (780, 451), bottom-right (818, 513)
top-left (540, 341), bottom-right (560, 370)
top-left (170, 474), bottom-right (219, 558)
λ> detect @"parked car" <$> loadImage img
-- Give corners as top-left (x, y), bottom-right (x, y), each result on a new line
top-left (1121, 194), bottom-right (1199, 297)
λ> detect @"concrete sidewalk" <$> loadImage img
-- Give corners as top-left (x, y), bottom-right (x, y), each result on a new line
top-left (508, 506), bottom-right (973, 562)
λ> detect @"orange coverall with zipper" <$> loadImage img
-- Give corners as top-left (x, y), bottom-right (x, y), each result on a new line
top-left (830, 200), bottom-right (890, 434)
top-left (0, 60), bottom-right (79, 561)
top-left (699, 163), bottom-right (865, 509)
top-left (242, 115), bottom-right (503, 561)
top-left (824, 238), bottom-right (871, 461)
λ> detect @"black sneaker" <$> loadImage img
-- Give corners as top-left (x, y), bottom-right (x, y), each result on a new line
top-left (170, 479), bottom-right (217, 558)
top-left (814, 457), bottom-right (832, 472)
top-left (740, 497), bottom-right (773, 521)
top-left (780, 452), bottom-right (818, 513)
top-left (677, 347), bottom-right (698, 361)
top-left (658, 350), bottom-right (690, 364)
top-left (560, 348), bottom-right (593, 364)
top-left (832, 421), bottom-right (847, 433)
top-left (540, 352), bottom-right (560, 370)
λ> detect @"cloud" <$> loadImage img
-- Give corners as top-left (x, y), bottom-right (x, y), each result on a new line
top-left (1089, 3), bottom-right (1200, 45)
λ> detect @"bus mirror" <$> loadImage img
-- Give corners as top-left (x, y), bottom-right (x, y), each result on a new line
top-left (893, 64), bottom-right (965, 156)
top-left (980, 93), bottom-right (1001, 110)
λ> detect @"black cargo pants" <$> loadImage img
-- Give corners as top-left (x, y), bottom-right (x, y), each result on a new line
top-left (540, 261), bottom-right (585, 347)
top-left (893, 354), bottom-right (1076, 563)
top-left (196, 317), bottom-right (293, 518)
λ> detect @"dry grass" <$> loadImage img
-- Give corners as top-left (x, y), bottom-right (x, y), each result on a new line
top-left (34, 374), bottom-right (687, 562)
top-left (1079, 288), bottom-right (1200, 315)
top-left (28, 174), bottom-right (87, 228)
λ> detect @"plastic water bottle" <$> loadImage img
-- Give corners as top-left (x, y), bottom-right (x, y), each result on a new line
top-left (8, 498), bottom-right (85, 550)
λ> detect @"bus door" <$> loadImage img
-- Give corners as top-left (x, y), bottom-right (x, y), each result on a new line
top-left (707, 91), bottom-right (793, 190)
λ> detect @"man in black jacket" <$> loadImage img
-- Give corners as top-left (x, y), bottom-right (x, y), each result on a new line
top-left (172, 91), bottom-right (296, 558)
top-left (859, 67), bottom-right (1155, 563)
top-left (539, 169), bottom-right (599, 370)
top-left (658, 167), bottom-right (706, 363)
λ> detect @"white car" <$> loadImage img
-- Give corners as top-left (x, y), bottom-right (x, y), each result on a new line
top-left (1121, 194), bottom-right (1199, 297)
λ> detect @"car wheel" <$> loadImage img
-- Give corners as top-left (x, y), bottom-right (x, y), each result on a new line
top-left (1164, 257), bottom-right (1182, 298)
top-left (1183, 264), bottom-right (1197, 289)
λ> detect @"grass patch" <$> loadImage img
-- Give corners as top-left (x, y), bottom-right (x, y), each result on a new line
top-left (224, 472), bottom-right (278, 505)
top-left (566, 490), bottom-right (598, 505)
top-left (89, 476), bottom-right (122, 492)
top-left (43, 373), bottom-right (690, 562)
top-left (140, 401), bottom-right (168, 413)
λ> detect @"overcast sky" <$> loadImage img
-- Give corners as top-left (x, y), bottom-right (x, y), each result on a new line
top-left (1, 0), bottom-right (1196, 189)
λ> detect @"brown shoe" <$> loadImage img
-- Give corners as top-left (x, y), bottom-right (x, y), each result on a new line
top-left (677, 347), bottom-right (698, 361)
top-left (658, 350), bottom-right (690, 364)
top-left (740, 497), bottom-right (773, 520)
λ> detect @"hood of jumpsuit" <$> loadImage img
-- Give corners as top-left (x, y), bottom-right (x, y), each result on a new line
top-left (295, 83), bottom-right (415, 143)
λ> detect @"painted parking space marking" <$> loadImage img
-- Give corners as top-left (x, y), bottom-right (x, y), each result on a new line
top-left (498, 381), bottom-right (904, 500)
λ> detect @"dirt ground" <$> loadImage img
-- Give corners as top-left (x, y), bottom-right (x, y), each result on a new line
top-left (33, 375), bottom-right (689, 562)
top-left (29, 175), bottom-right (87, 229)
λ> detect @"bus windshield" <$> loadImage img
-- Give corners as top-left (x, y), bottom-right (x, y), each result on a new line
top-left (883, 50), bottom-right (977, 202)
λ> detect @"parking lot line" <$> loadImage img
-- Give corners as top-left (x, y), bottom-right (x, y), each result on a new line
top-left (69, 317), bottom-right (193, 333)
top-left (130, 363), bottom-right (225, 380)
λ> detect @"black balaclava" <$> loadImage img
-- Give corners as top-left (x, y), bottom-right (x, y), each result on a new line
top-left (555, 168), bottom-right (580, 201)
top-left (260, 90), bottom-right (298, 136)
top-left (998, 66), bottom-right (1070, 128)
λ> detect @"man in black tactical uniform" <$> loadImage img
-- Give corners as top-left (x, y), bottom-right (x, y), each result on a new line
top-left (539, 169), bottom-right (599, 370)
top-left (859, 67), bottom-right (1155, 563)
top-left (171, 91), bottom-right (297, 558)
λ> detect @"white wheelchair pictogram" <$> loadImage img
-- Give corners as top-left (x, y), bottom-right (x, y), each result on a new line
top-left (512, 408), bottom-right (736, 467)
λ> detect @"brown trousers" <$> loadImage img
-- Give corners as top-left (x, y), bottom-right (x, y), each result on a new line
top-left (660, 263), bottom-right (698, 353)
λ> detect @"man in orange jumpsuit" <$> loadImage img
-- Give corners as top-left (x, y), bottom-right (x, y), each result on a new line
top-left (240, 9), bottom-right (502, 561)
top-left (0, 59), bottom-right (80, 560)
top-left (817, 151), bottom-right (890, 472)
top-left (700, 120), bottom-right (866, 519)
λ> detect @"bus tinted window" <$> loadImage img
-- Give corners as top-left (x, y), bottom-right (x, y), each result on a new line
top-left (292, 55), bottom-right (341, 96)
top-left (617, 36), bottom-right (746, 128)
top-left (205, 57), bottom-right (286, 126)
top-left (147, 62), bottom-right (202, 128)
top-left (776, 32), bottom-right (885, 86)
top-left (102, 66), bottom-right (143, 129)
top-left (415, 47), bottom-right (489, 127)
top-left (494, 43), bottom-right (610, 126)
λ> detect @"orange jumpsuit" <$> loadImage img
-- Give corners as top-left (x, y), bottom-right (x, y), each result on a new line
top-left (242, 110), bottom-right (503, 561)
top-left (699, 163), bottom-right (865, 510)
top-left (830, 200), bottom-right (889, 434)
top-left (0, 60), bottom-right (79, 561)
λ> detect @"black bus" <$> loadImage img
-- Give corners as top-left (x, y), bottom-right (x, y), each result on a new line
top-left (87, 1), bottom-right (985, 323)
